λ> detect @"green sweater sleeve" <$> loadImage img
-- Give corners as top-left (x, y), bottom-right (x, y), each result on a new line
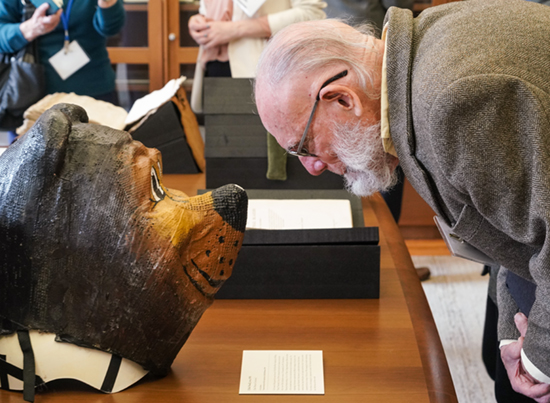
top-left (93, 0), bottom-right (125, 37)
top-left (0, 1), bottom-right (29, 53)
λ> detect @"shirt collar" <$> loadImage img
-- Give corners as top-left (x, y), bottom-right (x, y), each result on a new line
top-left (380, 24), bottom-right (398, 158)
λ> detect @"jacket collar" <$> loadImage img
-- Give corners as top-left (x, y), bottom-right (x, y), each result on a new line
top-left (384, 7), bottom-right (453, 224)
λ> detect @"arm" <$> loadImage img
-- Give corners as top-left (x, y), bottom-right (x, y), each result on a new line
top-left (19, 3), bottom-right (61, 42)
top-left (98, 0), bottom-right (118, 8)
top-left (0, 1), bottom-right (60, 53)
top-left (427, 75), bottom-right (550, 398)
top-left (93, 0), bottom-right (125, 37)
top-left (192, 0), bottom-right (326, 49)
top-left (501, 313), bottom-right (550, 402)
top-left (0, 0), bottom-right (26, 53)
top-left (191, 15), bottom-right (271, 49)
top-left (267, 0), bottom-right (326, 35)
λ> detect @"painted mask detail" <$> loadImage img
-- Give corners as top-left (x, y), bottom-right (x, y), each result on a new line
top-left (0, 103), bottom-right (247, 376)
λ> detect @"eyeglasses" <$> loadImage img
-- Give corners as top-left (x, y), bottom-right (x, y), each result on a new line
top-left (287, 70), bottom-right (349, 157)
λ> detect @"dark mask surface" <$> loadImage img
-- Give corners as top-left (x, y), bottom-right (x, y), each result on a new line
top-left (0, 103), bottom-right (247, 376)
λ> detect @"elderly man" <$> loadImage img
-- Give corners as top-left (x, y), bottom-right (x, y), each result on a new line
top-left (254, 0), bottom-right (550, 401)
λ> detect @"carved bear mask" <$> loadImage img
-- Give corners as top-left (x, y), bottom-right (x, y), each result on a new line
top-left (0, 103), bottom-right (247, 376)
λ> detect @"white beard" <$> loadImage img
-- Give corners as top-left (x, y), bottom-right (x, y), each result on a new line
top-left (333, 120), bottom-right (398, 197)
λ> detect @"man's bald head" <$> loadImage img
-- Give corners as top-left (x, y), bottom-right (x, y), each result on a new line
top-left (254, 19), bottom-right (380, 110)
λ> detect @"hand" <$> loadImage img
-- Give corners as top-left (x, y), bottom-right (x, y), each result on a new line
top-left (19, 3), bottom-right (62, 42)
top-left (501, 313), bottom-right (550, 402)
top-left (189, 15), bottom-right (235, 48)
top-left (198, 20), bottom-right (236, 49)
top-left (188, 14), bottom-right (209, 45)
top-left (98, 0), bottom-right (118, 9)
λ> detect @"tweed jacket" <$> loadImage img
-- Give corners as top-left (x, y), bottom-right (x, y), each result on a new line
top-left (385, 0), bottom-right (550, 377)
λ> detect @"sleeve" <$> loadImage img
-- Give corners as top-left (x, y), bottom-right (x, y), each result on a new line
top-left (427, 74), bottom-right (550, 378)
top-left (0, 1), bottom-right (29, 53)
top-left (496, 267), bottom-right (521, 341)
top-left (267, 0), bottom-right (326, 35)
top-left (93, 0), bottom-right (126, 37)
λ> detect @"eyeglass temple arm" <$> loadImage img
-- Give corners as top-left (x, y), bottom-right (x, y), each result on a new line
top-left (298, 70), bottom-right (349, 151)
top-left (297, 100), bottom-right (319, 151)
top-left (316, 70), bottom-right (349, 101)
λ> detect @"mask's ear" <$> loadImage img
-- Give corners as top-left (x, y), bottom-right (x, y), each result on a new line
top-left (49, 103), bottom-right (89, 125)
top-left (319, 84), bottom-right (363, 117)
top-left (0, 103), bottom-right (89, 221)
top-left (1, 103), bottom-right (89, 179)
top-left (36, 103), bottom-right (89, 176)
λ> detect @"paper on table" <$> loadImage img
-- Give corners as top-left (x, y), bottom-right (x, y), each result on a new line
top-left (234, 0), bottom-right (267, 17)
top-left (239, 350), bottom-right (325, 395)
top-left (246, 199), bottom-right (353, 230)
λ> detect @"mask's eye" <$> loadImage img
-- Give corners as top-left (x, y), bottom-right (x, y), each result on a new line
top-left (151, 166), bottom-right (165, 202)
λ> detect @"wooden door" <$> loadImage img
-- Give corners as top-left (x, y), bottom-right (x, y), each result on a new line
top-left (165, 0), bottom-right (200, 83)
top-left (106, 1), bottom-right (200, 111)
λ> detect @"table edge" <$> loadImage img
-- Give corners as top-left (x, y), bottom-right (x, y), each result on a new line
top-left (366, 194), bottom-right (458, 403)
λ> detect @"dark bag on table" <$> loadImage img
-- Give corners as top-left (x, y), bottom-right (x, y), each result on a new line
top-left (0, 0), bottom-right (45, 131)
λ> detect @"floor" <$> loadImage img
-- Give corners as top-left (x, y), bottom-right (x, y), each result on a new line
top-left (405, 238), bottom-right (450, 256)
top-left (408, 239), bottom-right (496, 403)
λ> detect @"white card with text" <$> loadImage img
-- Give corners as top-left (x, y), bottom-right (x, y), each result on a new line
top-left (245, 199), bottom-right (353, 230)
top-left (49, 40), bottom-right (90, 80)
top-left (239, 350), bottom-right (325, 395)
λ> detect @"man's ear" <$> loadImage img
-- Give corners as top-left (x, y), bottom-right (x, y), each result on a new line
top-left (319, 84), bottom-right (363, 117)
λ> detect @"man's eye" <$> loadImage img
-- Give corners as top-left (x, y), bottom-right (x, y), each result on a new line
top-left (151, 166), bottom-right (165, 202)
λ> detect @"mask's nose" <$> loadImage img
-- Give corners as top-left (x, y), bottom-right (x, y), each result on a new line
top-left (211, 184), bottom-right (248, 232)
top-left (174, 184), bottom-right (248, 299)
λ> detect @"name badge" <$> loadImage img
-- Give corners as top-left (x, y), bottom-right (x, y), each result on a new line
top-left (49, 40), bottom-right (90, 80)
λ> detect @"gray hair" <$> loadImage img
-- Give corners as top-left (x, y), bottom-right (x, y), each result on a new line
top-left (255, 19), bottom-right (380, 100)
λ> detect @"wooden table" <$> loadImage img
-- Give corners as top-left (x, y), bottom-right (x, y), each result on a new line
top-left (0, 173), bottom-right (457, 403)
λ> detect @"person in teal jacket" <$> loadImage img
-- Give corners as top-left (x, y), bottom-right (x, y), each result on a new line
top-left (0, 0), bottom-right (125, 104)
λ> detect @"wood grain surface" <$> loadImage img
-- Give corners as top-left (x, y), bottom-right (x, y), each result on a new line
top-left (0, 174), bottom-right (457, 402)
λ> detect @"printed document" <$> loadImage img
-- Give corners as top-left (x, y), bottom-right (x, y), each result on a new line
top-left (246, 199), bottom-right (353, 230)
top-left (239, 350), bottom-right (325, 395)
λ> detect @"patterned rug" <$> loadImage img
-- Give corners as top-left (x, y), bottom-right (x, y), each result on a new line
top-left (413, 255), bottom-right (496, 403)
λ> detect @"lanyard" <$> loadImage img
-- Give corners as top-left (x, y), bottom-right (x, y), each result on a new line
top-left (60, 0), bottom-right (75, 53)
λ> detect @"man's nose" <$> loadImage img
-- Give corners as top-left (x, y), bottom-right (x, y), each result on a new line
top-left (299, 156), bottom-right (327, 176)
